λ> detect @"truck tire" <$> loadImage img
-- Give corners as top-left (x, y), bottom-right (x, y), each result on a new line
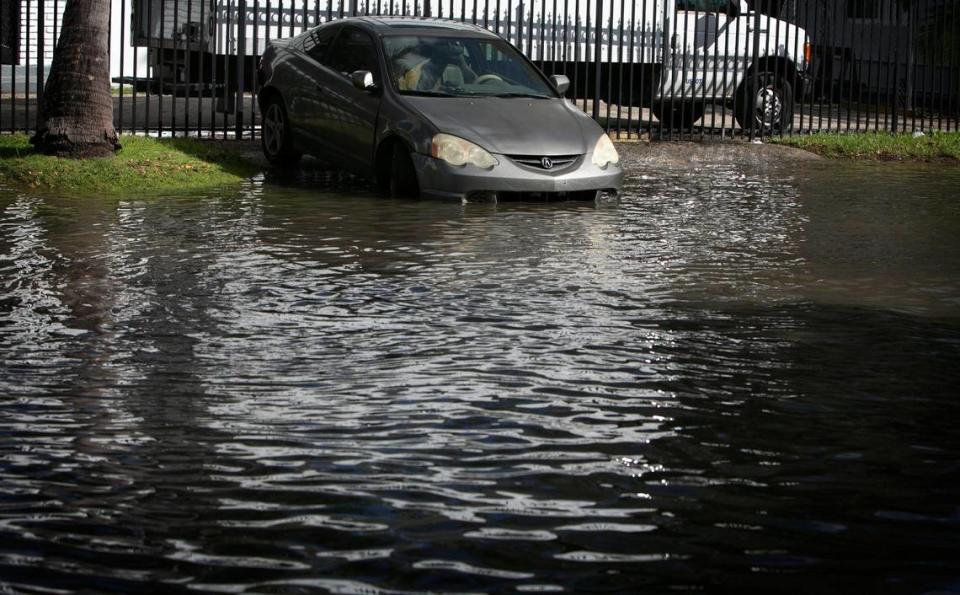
top-left (260, 96), bottom-right (302, 168)
top-left (652, 101), bottom-right (705, 131)
top-left (735, 71), bottom-right (794, 135)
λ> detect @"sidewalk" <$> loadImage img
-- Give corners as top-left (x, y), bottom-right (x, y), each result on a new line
top-left (1, 93), bottom-right (956, 138)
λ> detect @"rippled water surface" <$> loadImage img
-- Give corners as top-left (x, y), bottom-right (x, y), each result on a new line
top-left (2, 156), bottom-right (960, 593)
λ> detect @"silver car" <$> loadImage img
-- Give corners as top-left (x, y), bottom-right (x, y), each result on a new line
top-left (257, 17), bottom-right (623, 202)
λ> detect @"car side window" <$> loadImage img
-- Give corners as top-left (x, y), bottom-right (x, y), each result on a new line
top-left (326, 28), bottom-right (380, 80)
top-left (303, 26), bottom-right (338, 62)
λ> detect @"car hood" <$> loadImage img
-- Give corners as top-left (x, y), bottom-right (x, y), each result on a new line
top-left (402, 96), bottom-right (597, 156)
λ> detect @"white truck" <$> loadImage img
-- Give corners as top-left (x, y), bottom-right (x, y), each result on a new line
top-left (517, 0), bottom-right (812, 132)
top-left (648, 0), bottom-right (812, 132)
top-left (128, 0), bottom-right (811, 130)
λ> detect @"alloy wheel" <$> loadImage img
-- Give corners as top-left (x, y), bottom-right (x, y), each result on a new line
top-left (754, 86), bottom-right (783, 129)
top-left (263, 104), bottom-right (284, 157)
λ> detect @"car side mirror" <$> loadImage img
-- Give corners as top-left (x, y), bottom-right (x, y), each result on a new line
top-left (351, 70), bottom-right (377, 92)
top-left (550, 74), bottom-right (570, 95)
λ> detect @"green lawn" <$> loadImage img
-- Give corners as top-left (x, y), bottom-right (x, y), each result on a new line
top-left (0, 134), bottom-right (258, 195)
top-left (770, 131), bottom-right (960, 162)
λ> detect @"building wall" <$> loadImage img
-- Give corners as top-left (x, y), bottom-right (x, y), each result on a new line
top-left (15, 1), bottom-right (63, 67)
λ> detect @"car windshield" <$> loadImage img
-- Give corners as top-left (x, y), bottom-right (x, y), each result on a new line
top-left (383, 35), bottom-right (556, 98)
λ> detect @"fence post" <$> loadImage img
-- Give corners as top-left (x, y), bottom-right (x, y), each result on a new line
top-left (906, 0), bottom-right (915, 131)
top-left (892, 0), bottom-right (900, 133)
top-left (517, 2), bottom-right (524, 52)
top-left (658, 0), bottom-right (671, 140)
top-left (35, 0), bottom-right (44, 135)
top-left (591, 0), bottom-right (601, 121)
top-left (748, 2), bottom-right (762, 141)
top-left (236, 0), bottom-right (246, 138)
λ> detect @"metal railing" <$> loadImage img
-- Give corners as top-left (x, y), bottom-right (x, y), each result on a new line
top-left (1, 0), bottom-right (958, 140)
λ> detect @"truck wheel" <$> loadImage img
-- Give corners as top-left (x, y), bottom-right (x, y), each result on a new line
top-left (389, 144), bottom-right (419, 198)
top-left (261, 97), bottom-right (302, 167)
top-left (652, 101), bottom-right (704, 131)
top-left (735, 72), bottom-right (794, 134)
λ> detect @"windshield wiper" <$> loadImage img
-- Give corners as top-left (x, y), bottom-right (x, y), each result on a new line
top-left (493, 92), bottom-right (553, 99)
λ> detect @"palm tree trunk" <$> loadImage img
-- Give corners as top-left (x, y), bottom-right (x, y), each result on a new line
top-left (32, 0), bottom-right (118, 158)
top-left (1, 0), bottom-right (21, 66)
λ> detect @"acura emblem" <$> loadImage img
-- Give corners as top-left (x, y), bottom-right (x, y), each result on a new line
top-left (541, 157), bottom-right (554, 169)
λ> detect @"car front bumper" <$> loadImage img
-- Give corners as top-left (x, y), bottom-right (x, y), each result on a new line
top-left (412, 153), bottom-right (624, 202)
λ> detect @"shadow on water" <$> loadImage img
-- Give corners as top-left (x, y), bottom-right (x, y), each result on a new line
top-left (0, 192), bottom-right (257, 589)
top-left (1, 159), bottom-right (959, 592)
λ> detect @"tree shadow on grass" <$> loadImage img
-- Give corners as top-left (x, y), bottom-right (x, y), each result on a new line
top-left (153, 137), bottom-right (261, 180)
top-left (0, 140), bottom-right (35, 160)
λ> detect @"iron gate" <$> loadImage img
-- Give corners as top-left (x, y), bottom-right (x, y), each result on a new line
top-left (1, 0), bottom-right (958, 140)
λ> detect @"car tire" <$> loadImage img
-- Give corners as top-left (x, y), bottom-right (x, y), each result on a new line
top-left (652, 101), bottom-right (704, 131)
top-left (260, 96), bottom-right (302, 168)
top-left (735, 71), bottom-right (794, 135)
top-left (389, 144), bottom-right (419, 198)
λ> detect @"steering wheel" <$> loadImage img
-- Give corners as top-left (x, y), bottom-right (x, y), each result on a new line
top-left (475, 74), bottom-right (505, 85)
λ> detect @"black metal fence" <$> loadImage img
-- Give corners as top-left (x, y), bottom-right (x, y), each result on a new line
top-left (2, 0), bottom-right (959, 141)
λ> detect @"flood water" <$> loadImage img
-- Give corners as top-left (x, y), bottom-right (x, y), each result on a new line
top-left (2, 155), bottom-right (959, 593)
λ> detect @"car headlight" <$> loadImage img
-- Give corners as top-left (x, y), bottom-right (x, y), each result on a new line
top-left (591, 134), bottom-right (620, 168)
top-left (431, 133), bottom-right (498, 169)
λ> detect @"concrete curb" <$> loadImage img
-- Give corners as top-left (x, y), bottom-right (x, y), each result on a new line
top-left (615, 140), bottom-right (822, 168)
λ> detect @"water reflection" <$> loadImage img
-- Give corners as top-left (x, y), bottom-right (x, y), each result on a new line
top-left (1, 160), bottom-right (959, 592)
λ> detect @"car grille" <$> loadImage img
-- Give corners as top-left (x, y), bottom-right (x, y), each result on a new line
top-left (508, 154), bottom-right (580, 171)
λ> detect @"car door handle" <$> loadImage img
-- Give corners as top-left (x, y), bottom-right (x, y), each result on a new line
top-left (315, 85), bottom-right (325, 94)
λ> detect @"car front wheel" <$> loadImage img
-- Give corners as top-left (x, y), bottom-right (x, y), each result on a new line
top-left (388, 144), bottom-right (419, 198)
top-left (261, 97), bottom-right (302, 167)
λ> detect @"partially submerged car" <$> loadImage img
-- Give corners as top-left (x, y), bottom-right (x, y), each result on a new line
top-left (257, 17), bottom-right (622, 202)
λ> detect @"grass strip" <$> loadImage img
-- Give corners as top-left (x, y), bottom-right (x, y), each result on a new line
top-left (770, 132), bottom-right (960, 162)
top-left (0, 134), bottom-right (258, 194)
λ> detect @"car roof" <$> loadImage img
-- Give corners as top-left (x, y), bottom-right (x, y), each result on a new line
top-left (338, 16), bottom-right (500, 38)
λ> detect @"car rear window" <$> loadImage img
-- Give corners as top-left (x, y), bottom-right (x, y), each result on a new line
top-left (326, 28), bottom-right (380, 80)
top-left (302, 26), bottom-right (338, 62)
